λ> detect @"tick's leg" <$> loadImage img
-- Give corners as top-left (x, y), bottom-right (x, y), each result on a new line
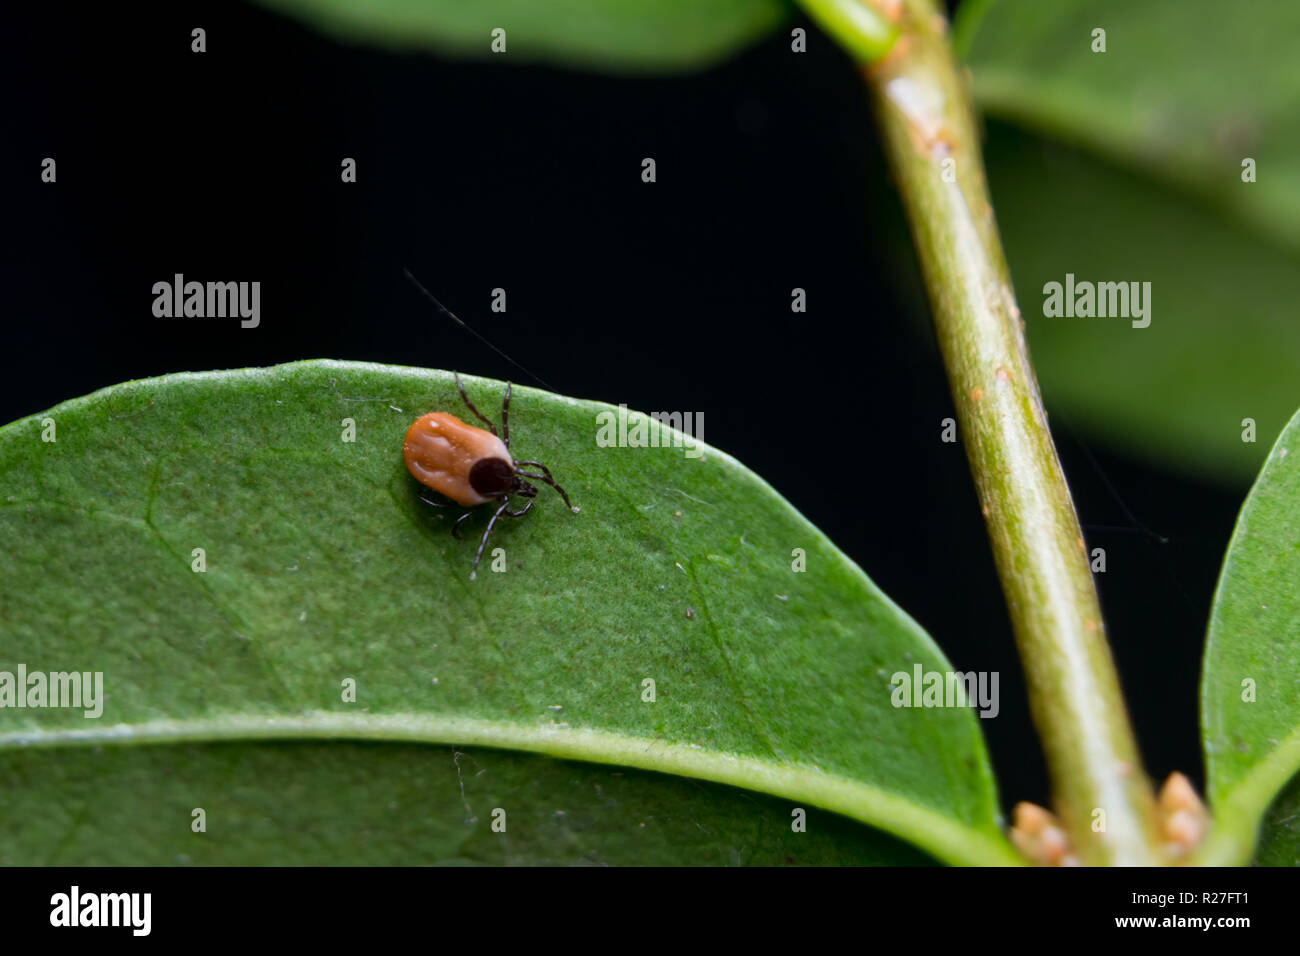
top-left (452, 510), bottom-right (475, 540)
top-left (419, 493), bottom-right (450, 508)
top-left (501, 382), bottom-right (512, 448)
top-left (514, 458), bottom-right (553, 481)
top-left (472, 499), bottom-right (512, 579)
top-left (504, 498), bottom-right (533, 518)
top-left (514, 460), bottom-right (576, 511)
top-left (455, 373), bottom-right (497, 435)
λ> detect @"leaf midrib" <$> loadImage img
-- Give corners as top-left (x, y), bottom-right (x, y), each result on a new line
top-left (0, 711), bottom-right (1021, 867)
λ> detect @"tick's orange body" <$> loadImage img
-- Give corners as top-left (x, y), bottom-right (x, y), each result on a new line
top-left (403, 411), bottom-right (512, 507)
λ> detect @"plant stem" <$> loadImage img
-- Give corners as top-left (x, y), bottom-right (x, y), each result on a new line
top-left (799, 0), bottom-right (1164, 864)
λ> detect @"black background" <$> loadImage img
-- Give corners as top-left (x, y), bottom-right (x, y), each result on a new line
top-left (2, 1), bottom-right (1246, 820)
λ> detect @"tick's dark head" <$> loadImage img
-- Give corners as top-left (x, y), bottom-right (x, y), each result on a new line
top-left (468, 456), bottom-right (515, 498)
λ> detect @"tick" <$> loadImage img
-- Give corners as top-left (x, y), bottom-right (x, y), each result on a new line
top-left (403, 374), bottom-right (577, 578)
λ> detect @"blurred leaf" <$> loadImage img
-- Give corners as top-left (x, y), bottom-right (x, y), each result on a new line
top-left (0, 361), bottom-right (1015, 865)
top-left (959, 0), bottom-right (1300, 255)
top-left (983, 124), bottom-right (1300, 483)
top-left (250, 0), bottom-right (789, 73)
top-left (957, 0), bottom-right (1300, 482)
top-left (1201, 405), bottom-right (1300, 862)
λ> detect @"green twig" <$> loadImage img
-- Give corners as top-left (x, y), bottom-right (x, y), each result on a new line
top-left (799, 0), bottom-right (1164, 864)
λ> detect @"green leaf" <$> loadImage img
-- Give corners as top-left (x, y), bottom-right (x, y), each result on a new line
top-left (1200, 405), bottom-right (1300, 865)
top-left (0, 361), bottom-right (1015, 865)
top-left (249, 0), bottom-right (789, 73)
top-left (956, 0), bottom-right (1300, 482)
top-left (0, 743), bottom-right (933, 865)
top-left (1252, 773), bottom-right (1300, 866)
